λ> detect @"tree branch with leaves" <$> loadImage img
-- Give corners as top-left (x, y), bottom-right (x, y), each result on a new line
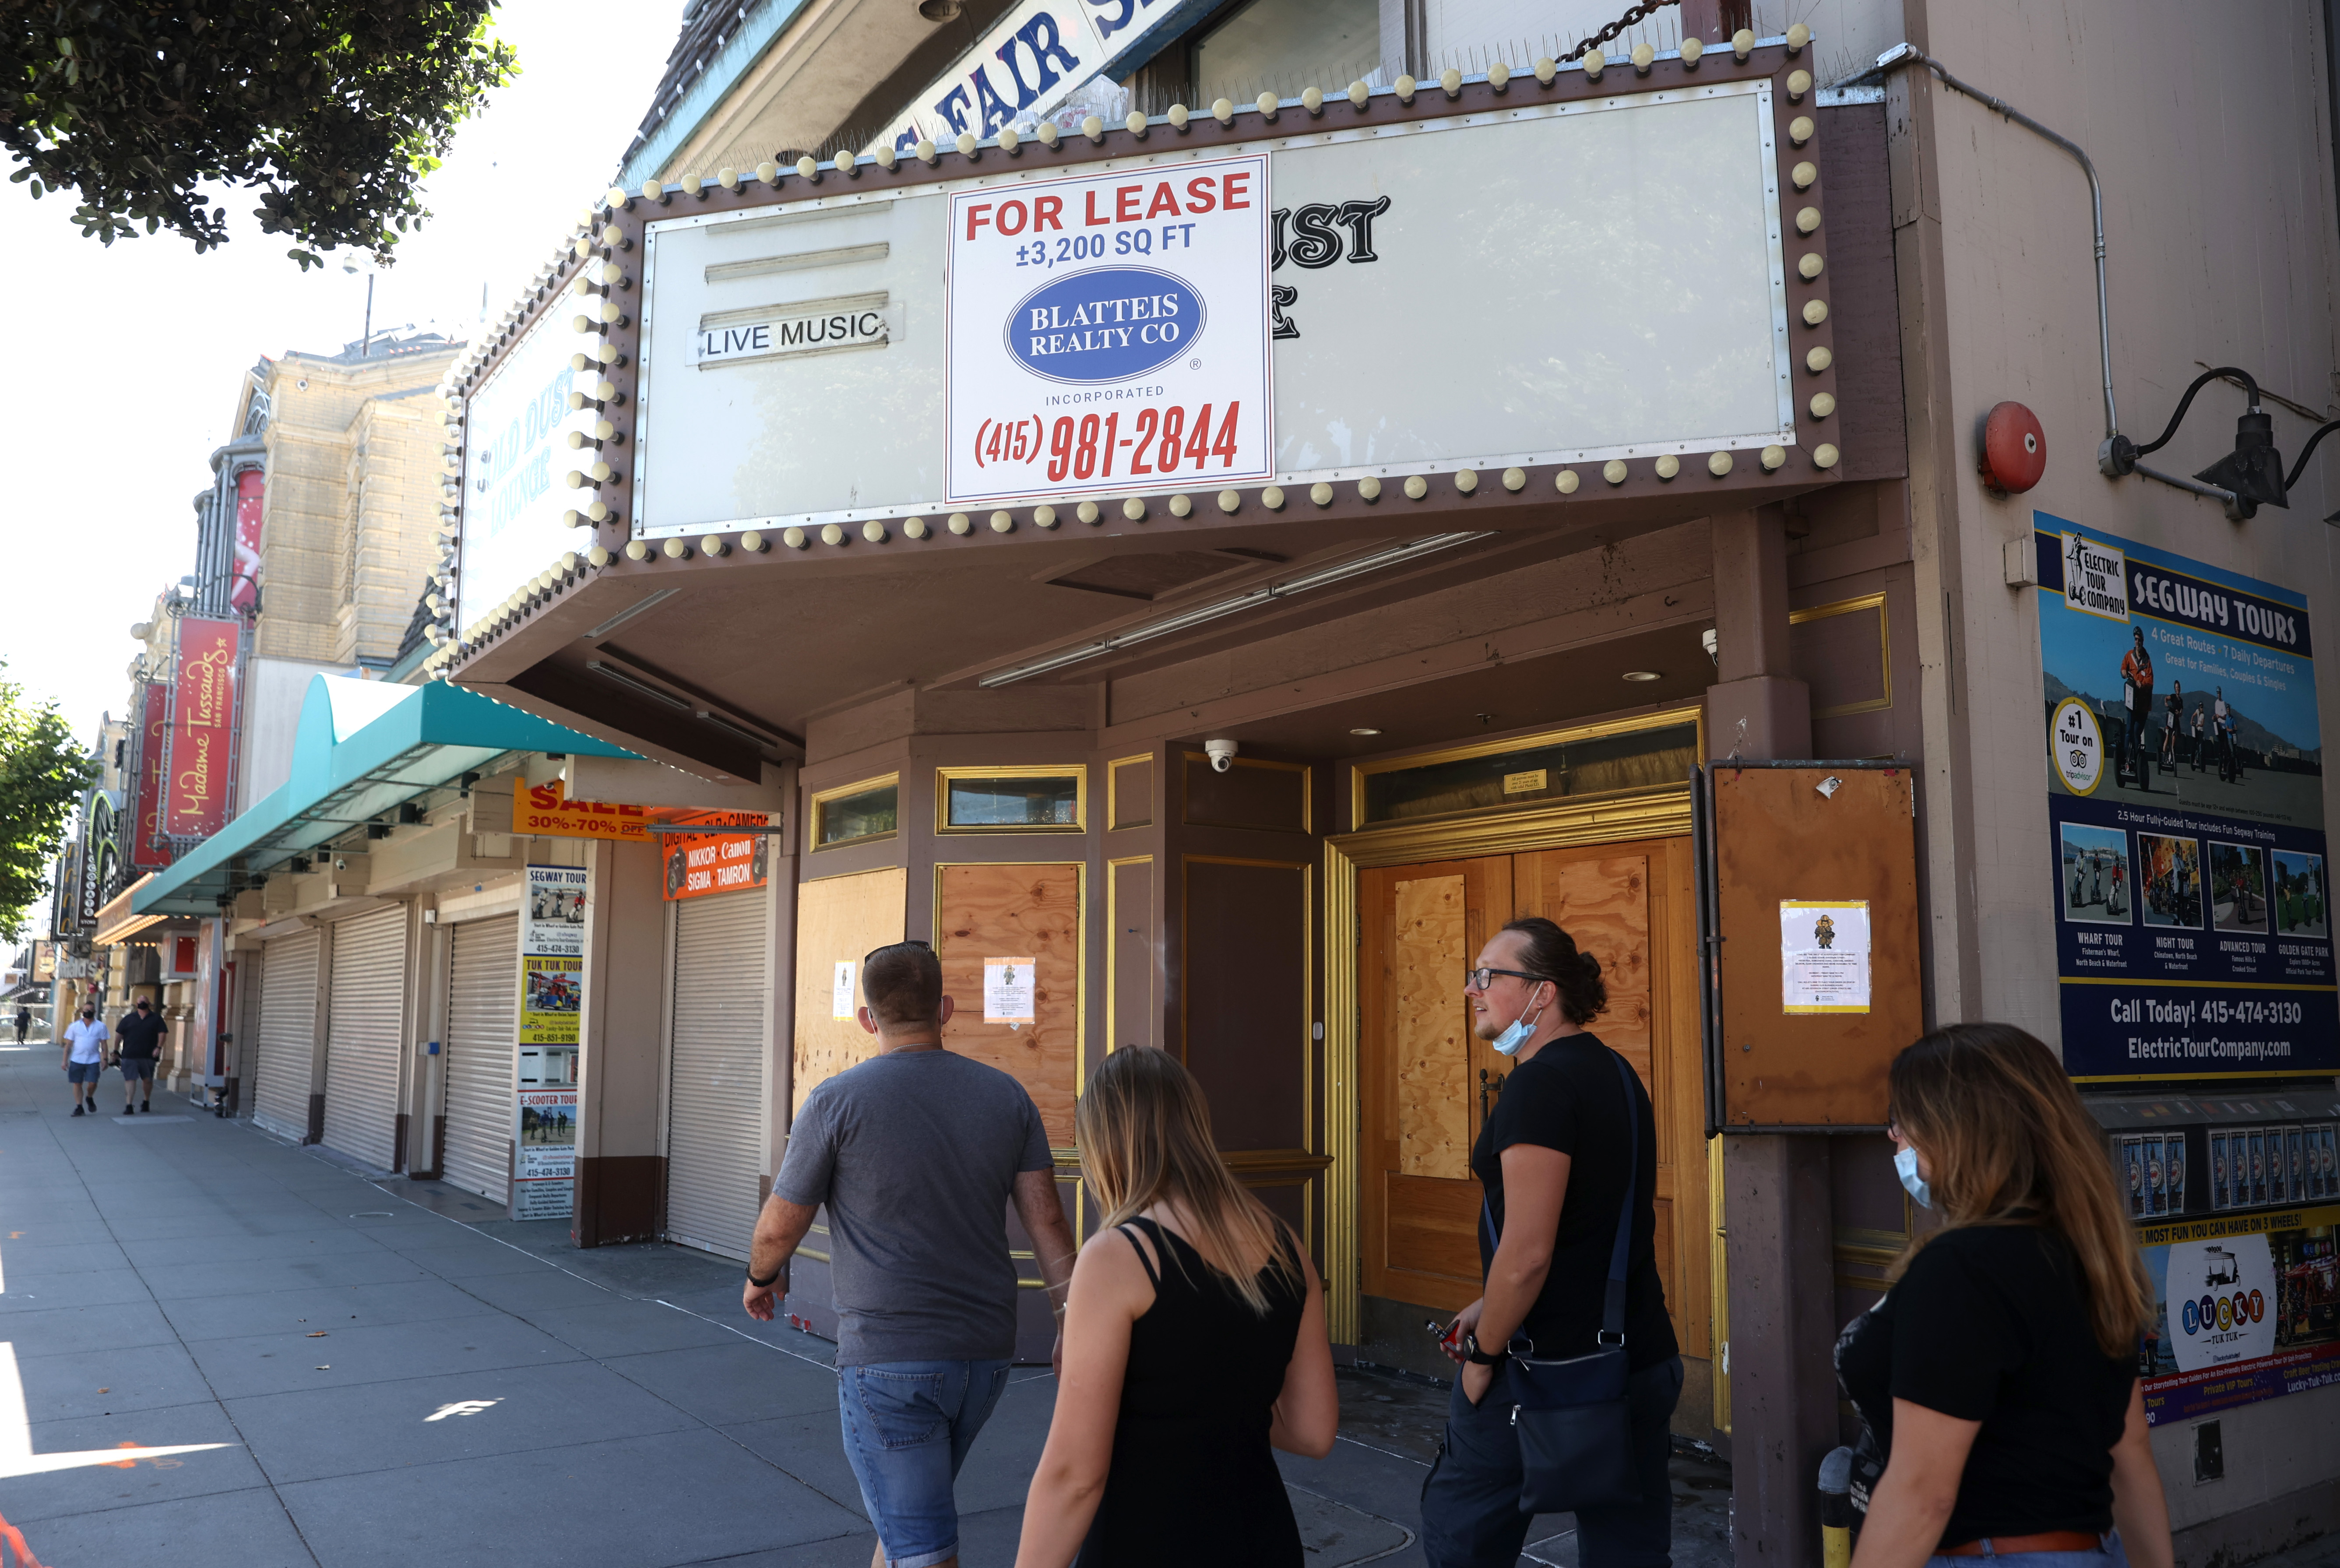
top-left (0, 668), bottom-right (97, 943)
top-left (4, 2), bottom-right (519, 268)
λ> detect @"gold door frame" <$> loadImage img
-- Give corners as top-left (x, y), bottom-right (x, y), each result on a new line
top-left (1321, 717), bottom-right (1701, 1347)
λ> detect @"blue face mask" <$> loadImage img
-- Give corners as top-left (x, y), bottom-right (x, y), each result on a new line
top-left (1893, 1146), bottom-right (1932, 1209)
top-left (1490, 988), bottom-right (1550, 1057)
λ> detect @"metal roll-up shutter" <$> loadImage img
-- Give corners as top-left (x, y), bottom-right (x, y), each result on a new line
top-left (321, 905), bottom-right (405, 1171)
top-left (253, 928), bottom-right (321, 1141)
top-left (444, 914), bottom-right (519, 1202)
top-left (665, 890), bottom-right (769, 1257)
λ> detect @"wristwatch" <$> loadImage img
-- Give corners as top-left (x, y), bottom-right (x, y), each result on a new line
top-left (1462, 1334), bottom-right (1504, 1367)
top-left (746, 1264), bottom-right (782, 1289)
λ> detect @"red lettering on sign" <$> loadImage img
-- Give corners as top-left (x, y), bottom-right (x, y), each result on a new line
top-left (1222, 171), bottom-right (1250, 210)
top-left (966, 203), bottom-right (995, 239)
top-left (1115, 184), bottom-right (1142, 222)
top-left (1034, 194), bottom-right (1064, 231)
top-left (1145, 182), bottom-right (1181, 219)
top-left (1184, 176), bottom-right (1218, 214)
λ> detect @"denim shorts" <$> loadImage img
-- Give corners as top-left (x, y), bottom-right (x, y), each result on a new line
top-left (118, 1057), bottom-right (155, 1080)
top-left (66, 1061), bottom-right (102, 1083)
top-left (836, 1359), bottom-right (1010, 1568)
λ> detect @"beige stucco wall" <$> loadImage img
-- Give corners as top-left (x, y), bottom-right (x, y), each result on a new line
top-left (1899, 0), bottom-right (2340, 1529)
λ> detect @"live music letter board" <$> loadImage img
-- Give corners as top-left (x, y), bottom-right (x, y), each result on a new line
top-left (944, 154), bottom-right (1273, 506)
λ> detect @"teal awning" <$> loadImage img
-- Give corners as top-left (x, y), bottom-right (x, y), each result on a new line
top-left (133, 675), bottom-right (640, 917)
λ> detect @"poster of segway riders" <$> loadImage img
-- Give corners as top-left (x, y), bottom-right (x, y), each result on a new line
top-left (2136, 1201), bottom-right (2340, 1426)
top-left (2034, 515), bottom-right (2336, 1079)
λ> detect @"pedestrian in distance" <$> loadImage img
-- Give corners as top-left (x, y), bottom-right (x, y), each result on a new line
top-left (60, 1002), bottom-right (107, 1116)
top-left (13, 1004), bottom-right (28, 1044)
top-left (114, 996), bottom-right (166, 1113)
top-left (742, 939), bottom-right (1077, 1568)
top-left (1419, 917), bottom-right (1681, 1568)
top-left (1836, 1022), bottom-right (2173, 1568)
top-left (1014, 1046), bottom-right (1338, 1568)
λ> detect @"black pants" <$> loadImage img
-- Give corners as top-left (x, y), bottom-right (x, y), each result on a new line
top-left (1421, 1355), bottom-right (1683, 1568)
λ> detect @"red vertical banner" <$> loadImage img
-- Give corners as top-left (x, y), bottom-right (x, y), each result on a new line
top-left (163, 617), bottom-right (240, 840)
top-left (230, 468), bottom-right (264, 615)
top-left (130, 682), bottom-right (172, 868)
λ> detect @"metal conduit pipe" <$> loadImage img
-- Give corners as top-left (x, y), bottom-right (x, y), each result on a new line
top-left (1852, 44), bottom-right (2247, 508)
top-left (1858, 42), bottom-right (2117, 443)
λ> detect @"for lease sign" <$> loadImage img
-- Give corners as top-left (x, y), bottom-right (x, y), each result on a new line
top-left (944, 153), bottom-right (1272, 506)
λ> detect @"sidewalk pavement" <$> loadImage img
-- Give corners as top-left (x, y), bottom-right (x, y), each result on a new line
top-left (0, 1048), bottom-right (1730, 1567)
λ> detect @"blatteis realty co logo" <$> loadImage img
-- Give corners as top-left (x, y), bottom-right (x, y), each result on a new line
top-left (1006, 267), bottom-right (1206, 385)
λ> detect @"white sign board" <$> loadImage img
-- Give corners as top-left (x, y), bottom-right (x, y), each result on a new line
top-left (945, 155), bottom-right (1272, 505)
top-left (984, 956), bottom-right (1037, 1023)
top-left (630, 80), bottom-right (1793, 538)
top-left (832, 960), bottom-right (859, 1020)
top-left (457, 306), bottom-right (593, 635)
top-left (866, 0), bottom-right (1195, 156)
top-left (2164, 1234), bottom-right (2277, 1372)
top-left (1779, 900), bottom-right (1870, 1014)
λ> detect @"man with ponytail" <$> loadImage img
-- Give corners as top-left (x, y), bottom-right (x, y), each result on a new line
top-left (1421, 917), bottom-right (1681, 1568)
top-left (1836, 1023), bottom-right (2174, 1568)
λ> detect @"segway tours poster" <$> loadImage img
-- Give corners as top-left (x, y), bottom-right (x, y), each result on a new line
top-left (2135, 1200), bottom-right (2340, 1425)
top-left (515, 865), bottom-right (585, 1220)
top-left (2035, 514), bottom-right (2336, 1079)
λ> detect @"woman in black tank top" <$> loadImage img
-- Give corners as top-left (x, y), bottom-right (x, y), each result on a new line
top-left (1015, 1048), bottom-right (1339, 1568)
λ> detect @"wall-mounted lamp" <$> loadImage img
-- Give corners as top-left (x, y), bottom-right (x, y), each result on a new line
top-left (2099, 366), bottom-right (2288, 520)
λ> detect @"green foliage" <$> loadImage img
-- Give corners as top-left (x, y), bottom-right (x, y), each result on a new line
top-left (3, 2), bottom-right (519, 269)
top-left (0, 667), bottom-right (97, 943)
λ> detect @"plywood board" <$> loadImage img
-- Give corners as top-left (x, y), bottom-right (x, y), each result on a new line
top-left (790, 866), bottom-right (907, 1118)
top-left (937, 862), bottom-right (1082, 1144)
top-left (1384, 1171), bottom-right (1483, 1309)
top-left (1516, 852), bottom-right (1653, 1083)
top-left (1713, 766), bottom-right (1920, 1127)
top-left (1393, 875), bottom-right (1470, 1179)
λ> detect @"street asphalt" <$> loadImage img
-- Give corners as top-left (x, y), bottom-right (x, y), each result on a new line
top-left (0, 1044), bottom-right (1733, 1567)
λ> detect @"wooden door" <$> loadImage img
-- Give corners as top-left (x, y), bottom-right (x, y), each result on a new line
top-left (1358, 838), bottom-right (1708, 1359)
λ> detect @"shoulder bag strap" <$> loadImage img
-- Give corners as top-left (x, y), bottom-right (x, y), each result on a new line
top-left (1598, 1049), bottom-right (1639, 1346)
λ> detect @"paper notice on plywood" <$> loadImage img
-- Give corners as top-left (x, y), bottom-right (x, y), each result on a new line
top-left (833, 960), bottom-right (858, 1020)
top-left (1781, 900), bottom-right (1871, 1013)
top-left (984, 958), bottom-right (1036, 1024)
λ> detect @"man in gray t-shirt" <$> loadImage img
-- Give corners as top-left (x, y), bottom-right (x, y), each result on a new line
top-left (744, 940), bottom-right (1075, 1568)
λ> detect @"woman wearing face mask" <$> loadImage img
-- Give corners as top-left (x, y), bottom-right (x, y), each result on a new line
top-left (1837, 1023), bottom-right (2172, 1568)
top-left (1419, 918), bottom-right (1679, 1568)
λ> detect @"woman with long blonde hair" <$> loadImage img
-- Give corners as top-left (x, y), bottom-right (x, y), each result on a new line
top-left (1839, 1023), bottom-right (2173, 1568)
top-left (1014, 1047), bottom-right (1338, 1568)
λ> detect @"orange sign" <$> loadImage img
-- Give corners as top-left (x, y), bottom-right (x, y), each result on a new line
top-left (513, 780), bottom-right (653, 842)
top-left (663, 812), bottom-right (772, 901)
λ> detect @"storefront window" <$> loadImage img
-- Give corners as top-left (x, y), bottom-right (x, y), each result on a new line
top-left (813, 777), bottom-right (898, 849)
top-left (938, 769), bottom-right (1084, 832)
top-left (1358, 717), bottom-right (1700, 826)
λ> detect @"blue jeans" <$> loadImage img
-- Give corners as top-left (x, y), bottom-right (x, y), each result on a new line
top-left (837, 1359), bottom-right (1010, 1568)
top-left (1421, 1354), bottom-right (1683, 1568)
top-left (1926, 1534), bottom-right (2130, 1568)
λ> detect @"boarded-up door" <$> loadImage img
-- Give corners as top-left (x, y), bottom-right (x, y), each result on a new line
top-left (666, 888), bottom-right (770, 1257)
top-left (254, 927), bottom-right (321, 1143)
top-left (935, 862), bottom-right (1082, 1145)
top-left (791, 867), bottom-right (908, 1115)
top-left (444, 914), bottom-right (518, 1202)
top-left (1359, 839), bottom-right (1707, 1360)
top-left (322, 904), bottom-right (405, 1171)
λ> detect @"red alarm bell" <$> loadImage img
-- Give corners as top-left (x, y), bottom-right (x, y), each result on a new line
top-left (1978, 401), bottom-right (2047, 494)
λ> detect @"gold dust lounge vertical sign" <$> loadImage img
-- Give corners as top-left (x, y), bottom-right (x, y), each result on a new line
top-left (130, 682), bottom-right (173, 868)
top-left (163, 617), bottom-right (240, 839)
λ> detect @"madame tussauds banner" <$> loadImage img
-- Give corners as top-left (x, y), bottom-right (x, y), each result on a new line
top-left (2034, 514), bottom-right (2336, 1080)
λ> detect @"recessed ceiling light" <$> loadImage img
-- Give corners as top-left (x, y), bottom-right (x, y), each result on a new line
top-left (1349, 727), bottom-right (1382, 736)
top-left (1622, 670), bottom-right (1663, 682)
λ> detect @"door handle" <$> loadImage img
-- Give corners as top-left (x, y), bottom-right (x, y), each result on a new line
top-left (1478, 1067), bottom-right (1505, 1121)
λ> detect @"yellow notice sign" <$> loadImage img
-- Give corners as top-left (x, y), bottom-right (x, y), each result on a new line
top-left (1781, 900), bottom-right (1871, 1014)
top-left (1503, 770), bottom-right (1548, 795)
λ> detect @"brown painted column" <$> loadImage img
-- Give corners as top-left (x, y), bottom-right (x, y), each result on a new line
top-left (1707, 508), bottom-right (1833, 1568)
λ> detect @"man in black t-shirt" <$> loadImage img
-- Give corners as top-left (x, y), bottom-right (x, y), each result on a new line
top-left (113, 998), bottom-right (167, 1114)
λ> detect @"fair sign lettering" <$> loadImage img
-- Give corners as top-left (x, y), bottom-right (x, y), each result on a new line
top-left (945, 154), bottom-right (1272, 506)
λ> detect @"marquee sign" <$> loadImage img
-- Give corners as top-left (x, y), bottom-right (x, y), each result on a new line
top-left (624, 66), bottom-right (1814, 540)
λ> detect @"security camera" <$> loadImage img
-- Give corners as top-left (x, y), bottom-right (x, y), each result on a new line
top-left (1204, 738), bottom-right (1239, 773)
top-left (1701, 628), bottom-right (1719, 664)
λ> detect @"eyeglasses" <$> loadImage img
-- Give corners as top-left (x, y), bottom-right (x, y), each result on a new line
top-left (1463, 967), bottom-right (1548, 992)
top-left (861, 939), bottom-right (934, 967)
